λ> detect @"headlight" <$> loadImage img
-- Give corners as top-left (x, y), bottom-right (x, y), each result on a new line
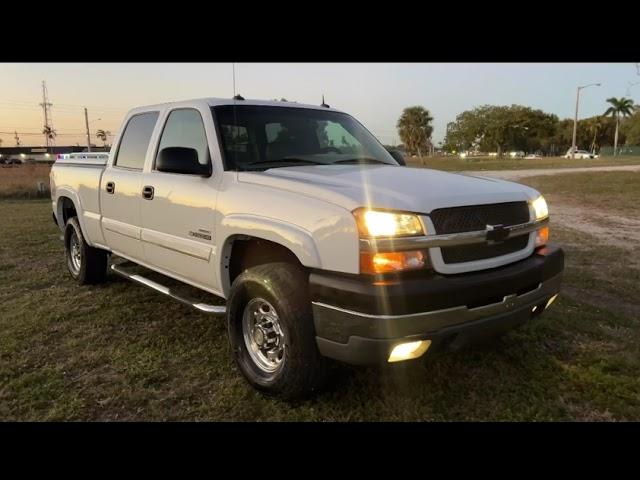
top-left (353, 208), bottom-right (424, 237)
top-left (531, 195), bottom-right (549, 221)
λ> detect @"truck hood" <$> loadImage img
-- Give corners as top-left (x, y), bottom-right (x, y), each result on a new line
top-left (237, 165), bottom-right (540, 213)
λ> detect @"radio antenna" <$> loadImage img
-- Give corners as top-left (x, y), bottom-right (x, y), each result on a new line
top-left (232, 63), bottom-right (236, 98)
top-left (231, 63), bottom-right (244, 101)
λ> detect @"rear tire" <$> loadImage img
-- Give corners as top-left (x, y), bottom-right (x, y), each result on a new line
top-left (226, 262), bottom-right (329, 399)
top-left (64, 216), bottom-right (108, 285)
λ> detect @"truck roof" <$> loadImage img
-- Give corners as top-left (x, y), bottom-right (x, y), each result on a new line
top-left (126, 97), bottom-right (345, 116)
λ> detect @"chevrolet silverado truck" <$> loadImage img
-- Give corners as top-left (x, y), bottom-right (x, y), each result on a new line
top-left (50, 97), bottom-right (564, 398)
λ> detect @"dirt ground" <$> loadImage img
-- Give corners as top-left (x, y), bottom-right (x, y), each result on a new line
top-left (463, 165), bottom-right (640, 249)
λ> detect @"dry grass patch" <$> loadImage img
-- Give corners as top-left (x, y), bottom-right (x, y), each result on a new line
top-left (0, 165), bottom-right (52, 199)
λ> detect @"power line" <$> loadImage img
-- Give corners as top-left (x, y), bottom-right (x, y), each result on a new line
top-left (0, 100), bottom-right (130, 111)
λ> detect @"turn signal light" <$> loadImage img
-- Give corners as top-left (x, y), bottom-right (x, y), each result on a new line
top-left (360, 250), bottom-right (425, 274)
top-left (535, 226), bottom-right (549, 247)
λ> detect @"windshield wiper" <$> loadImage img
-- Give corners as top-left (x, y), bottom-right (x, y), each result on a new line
top-left (333, 157), bottom-right (389, 165)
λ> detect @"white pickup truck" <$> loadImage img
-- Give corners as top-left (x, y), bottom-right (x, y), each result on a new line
top-left (50, 97), bottom-right (563, 398)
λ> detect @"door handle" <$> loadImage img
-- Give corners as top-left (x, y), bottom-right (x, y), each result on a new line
top-left (142, 185), bottom-right (154, 200)
top-left (106, 181), bottom-right (115, 194)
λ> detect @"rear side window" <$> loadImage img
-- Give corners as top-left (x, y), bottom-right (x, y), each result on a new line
top-left (156, 109), bottom-right (210, 167)
top-left (114, 112), bottom-right (159, 169)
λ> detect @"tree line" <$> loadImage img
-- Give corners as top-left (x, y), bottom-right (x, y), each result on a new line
top-left (393, 97), bottom-right (639, 159)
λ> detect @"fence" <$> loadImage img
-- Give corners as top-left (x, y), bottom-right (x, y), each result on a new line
top-left (599, 146), bottom-right (640, 156)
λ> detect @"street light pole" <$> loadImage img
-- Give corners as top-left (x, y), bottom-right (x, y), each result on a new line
top-left (84, 108), bottom-right (102, 153)
top-left (84, 108), bottom-right (92, 153)
top-left (571, 83), bottom-right (601, 160)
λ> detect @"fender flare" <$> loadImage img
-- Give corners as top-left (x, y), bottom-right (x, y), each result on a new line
top-left (218, 214), bottom-right (322, 294)
top-left (54, 188), bottom-right (95, 247)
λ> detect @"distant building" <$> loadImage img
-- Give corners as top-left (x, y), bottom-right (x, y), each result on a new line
top-left (0, 145), bottom-right (110, 164)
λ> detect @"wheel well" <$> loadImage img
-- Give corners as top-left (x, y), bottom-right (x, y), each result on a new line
top-left (59, 197), bottom-right (77, 225)
top-left (227, 237), bottom-right (304, 287)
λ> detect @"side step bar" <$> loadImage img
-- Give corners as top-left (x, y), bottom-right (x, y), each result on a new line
top-left (110, 262), bottom-right (226, 316)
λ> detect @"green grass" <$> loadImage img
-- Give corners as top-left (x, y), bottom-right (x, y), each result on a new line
top-left (407, 155), bottom-right (640, 171)
top-left (1, 199), bottom-right (639, 421)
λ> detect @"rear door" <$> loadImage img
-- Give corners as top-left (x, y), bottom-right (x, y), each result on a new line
top-left (139, 107), bottom-right (219, 290)
top-left (100, 111), bottom-right (159, 262)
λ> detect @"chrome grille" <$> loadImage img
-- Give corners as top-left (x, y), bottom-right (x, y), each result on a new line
top-left (430, 201), bottom-right (530, 235)
top-left (429, 202), bottom-right (531, 264)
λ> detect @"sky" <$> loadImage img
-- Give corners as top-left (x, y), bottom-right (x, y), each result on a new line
top-left (0, 63), bottom-right (638, 148)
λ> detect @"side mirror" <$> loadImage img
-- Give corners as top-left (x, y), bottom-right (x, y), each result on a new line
top-left (387, 149), bottom-right (406, 166)
top-left (156, 147), bottom-right (211, 176)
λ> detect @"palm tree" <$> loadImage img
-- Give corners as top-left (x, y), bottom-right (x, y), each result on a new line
top-left (397, 106), bottom-right (434, 165)
top-left (96, 129), bottom-right (111, 147)
top-left (586, 117), bottom-right (604, 154)
top-left (603, 97), bottom-right (635, 156)
top-left (42, 126), bottom-right (56, 152)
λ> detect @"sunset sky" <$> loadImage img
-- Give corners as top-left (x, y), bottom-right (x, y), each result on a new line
top-left (0, 63), bottom-right (637, 148)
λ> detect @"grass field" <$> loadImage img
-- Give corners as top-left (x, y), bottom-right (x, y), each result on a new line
top-left (1, 155), bottom-right (639, 202)
top-left (1, 170), bottom-right (639, 420)
top-left (407, 155), bottom-right (640, 171)
top-left (523, 170), bottom-right (640, 217)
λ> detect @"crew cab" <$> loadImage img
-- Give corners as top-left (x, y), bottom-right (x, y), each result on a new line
top-left (50, 97), bottom-right (564, 398)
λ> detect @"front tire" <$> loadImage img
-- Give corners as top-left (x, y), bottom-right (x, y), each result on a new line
top-left (226, 262), bottom-right (329, 399)
top-left (64, 216), bottom-right (108, 285)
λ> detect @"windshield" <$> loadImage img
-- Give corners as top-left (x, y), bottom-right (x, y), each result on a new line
top-left (212, 105), bottom-right (398, 171)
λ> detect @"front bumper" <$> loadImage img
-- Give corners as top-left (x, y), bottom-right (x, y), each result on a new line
top-left (310, 244), bottom-right (564, 365)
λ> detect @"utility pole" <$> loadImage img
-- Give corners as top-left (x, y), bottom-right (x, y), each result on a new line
top-left (40, 81), bottom-right (54, 151)
top-left (84, 108), bottom-right (92, 152)
top-left (14, 131), bottom-right (21, 146)
top-left (570, 88), bottom-right (581, 160)
top-left (571, 83), bottom-right (600, 160)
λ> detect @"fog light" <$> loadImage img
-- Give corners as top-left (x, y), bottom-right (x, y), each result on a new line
top-left (545, 294), bottom-right (559, 309)
top-left (388, 340), bottom-right (431, 363)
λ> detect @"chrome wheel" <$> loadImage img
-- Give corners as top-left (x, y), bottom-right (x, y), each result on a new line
top-left (242, 298), bottom-right (286, 374)
top-left (69, 230), bottom-right (82, 274)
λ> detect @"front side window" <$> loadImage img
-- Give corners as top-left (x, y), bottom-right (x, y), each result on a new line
top-left (114, 111), bottom-right (159, 169)
top-left (156, 109), bottom-right (210, 167)
top-left (213, 105), bottom-right (398, 171)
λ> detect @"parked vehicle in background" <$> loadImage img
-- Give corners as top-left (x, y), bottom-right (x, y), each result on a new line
top-left (0, 157), bottom-right (25, 165)
top-left (509, 151), bottom-right (525, 158)
top-left (524, 154), bottom-right (542, 159)
top-left (50, 97), bottom-right (564, 398)
top-left (564, 148), bottom-right (595, 159)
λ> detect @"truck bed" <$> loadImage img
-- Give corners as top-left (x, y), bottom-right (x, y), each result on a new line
top-left (50, 155), bottom-right (108, 248)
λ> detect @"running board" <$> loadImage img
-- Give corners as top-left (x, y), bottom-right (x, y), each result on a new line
top-left (110, 262), bottom-right (226, 316)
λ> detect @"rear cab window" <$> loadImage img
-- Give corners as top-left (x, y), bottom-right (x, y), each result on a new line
top-left (114, 111), bottom-right (159, 170)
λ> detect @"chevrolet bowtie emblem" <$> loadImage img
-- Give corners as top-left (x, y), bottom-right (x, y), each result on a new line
top-left (486, 224), bottom-right (509, 243)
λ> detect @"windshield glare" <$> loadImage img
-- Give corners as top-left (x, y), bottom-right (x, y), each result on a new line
top-left (212, 105), bottom-right (398, 171)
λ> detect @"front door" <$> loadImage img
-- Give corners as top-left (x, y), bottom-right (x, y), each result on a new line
top-left (100, 111), bottom-right (159, 262)
top-left (139, 108), bottom-right (219, 291)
